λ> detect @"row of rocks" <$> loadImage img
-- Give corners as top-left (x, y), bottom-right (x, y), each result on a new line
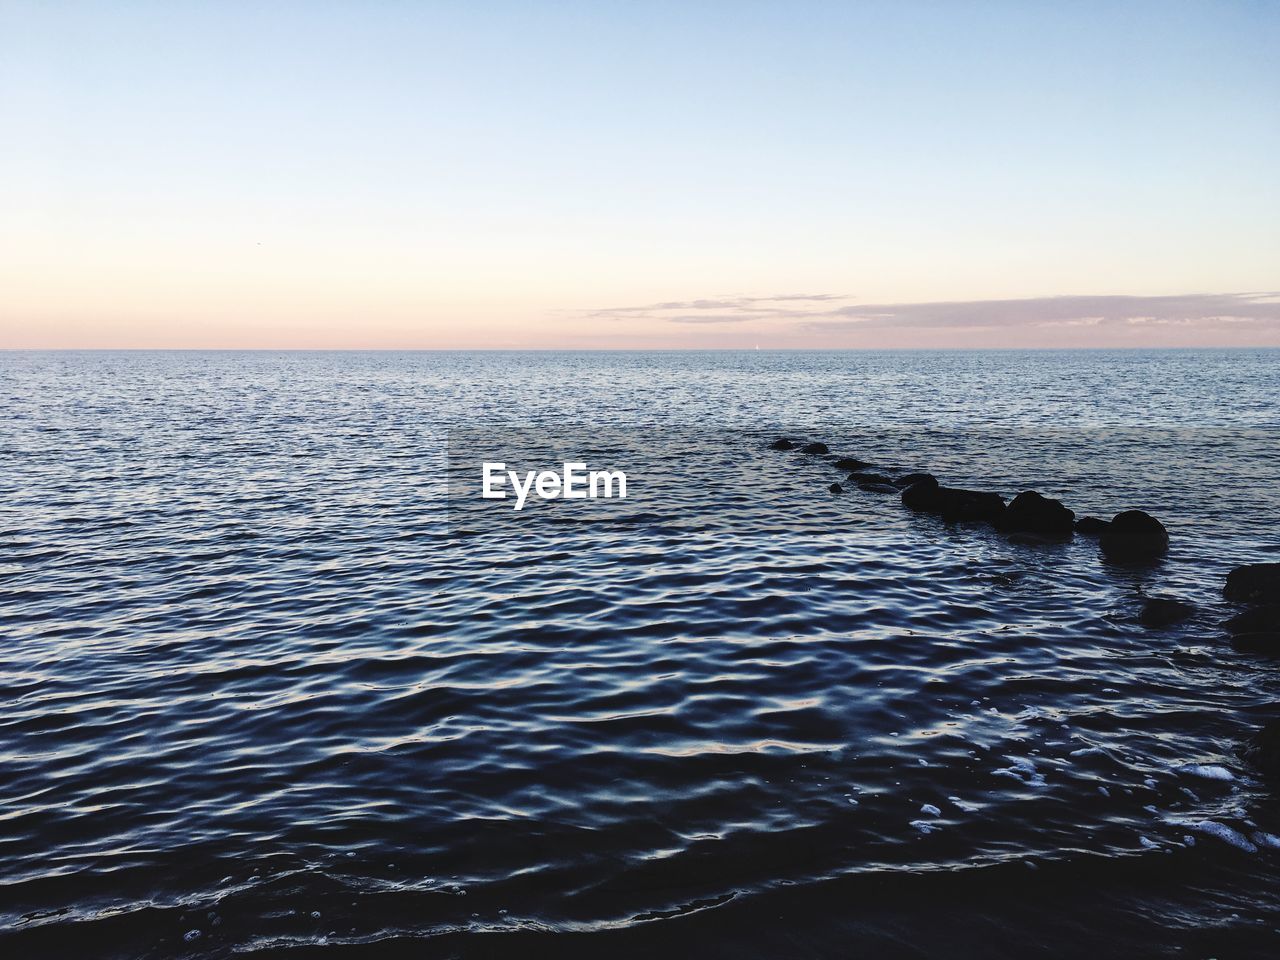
top-left (1230, 564), bottom-right (1280, 779)
top-left (774, 435), bottom-right (1280, 780)
top-left (772, 436), bottom-right (1170, 561)
top-left (1224, 563), bottom-right (1280, 654)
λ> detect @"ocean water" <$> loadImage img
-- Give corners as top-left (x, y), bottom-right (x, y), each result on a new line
top-left (2, 349), bottom-right (1279, 958)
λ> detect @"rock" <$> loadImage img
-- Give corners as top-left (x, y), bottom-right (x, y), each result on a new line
top-left (1225, 604), bottom-right (1280, 653)
top-left (1242, 718), bottom-right (1280, 780)
top-left (800, 442), bottom-right (829, 455)
top-left (1223, 563), bottom-right (1280, 604)
top-left (998, 491), bottom-right (1075, 539)
top-left (1231, 632), bottom-right (1280, 655)
top-left (848, 471), bottom-right (895, 486)
top-left (901, 475), bottom-right (941, 510)
top-left (1075, 516), bottom-right (1110, 536)
top-left (1099, 510), bottom-right (1168, 562)
top-left (893, 472), bottom-right (934, 489)
top-left (901, 476), bottom-right (1006, 523)
top-left (828, 482), bottom-right (843, 494)
top-left (833, 457), bottom-right (872, 470)
top-left (770, 438), bottom-right (796, 451)
top-left (1226, 604), bottom-right (1280, 635)
top-left (858, 482), bottom-right (899, 494)
top-left (1139, 596), bottom-right (1196, 628)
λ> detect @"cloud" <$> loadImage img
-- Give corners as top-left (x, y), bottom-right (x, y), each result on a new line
top-left (803, 292), bottom-right (1280, 332)
top-left (583, 293), bottom-right (850, 323)
top-left (581, 292), bottom-right (1280, 333)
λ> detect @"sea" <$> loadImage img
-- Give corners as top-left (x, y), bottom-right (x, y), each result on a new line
top-left (2, 349), bottom-right (1279, 958)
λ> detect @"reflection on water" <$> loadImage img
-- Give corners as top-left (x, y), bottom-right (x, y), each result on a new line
top-left (1, 350), bottom-right (1278, 957)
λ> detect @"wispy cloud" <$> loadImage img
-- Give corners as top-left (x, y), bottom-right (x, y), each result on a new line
top-left (580, 292), bottom-right (1280, 333)
top-left (583, 294), bottom-right (849, 323)
top-left (806, 293), bottom-right (1280, 332)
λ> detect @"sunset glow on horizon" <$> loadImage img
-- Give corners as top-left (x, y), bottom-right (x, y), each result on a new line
top-left (3, 1), bottom-right (1278, 349)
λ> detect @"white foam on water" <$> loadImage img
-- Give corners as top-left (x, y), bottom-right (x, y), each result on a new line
top-left (1070, 747), bottom-right (1105, 758)
top-left (1253, 832), bottom-right (1280, 849)
top-left (1139, 836), bottom-right (1159, 849)
top-left (1185, 820), bottom-right (1257, 852)
top-left (920, 803), bottom-right (942, 817)
top-left (909, 819), bottom-right (937, 834)
top-left (991, 755), bottom-right (1047, 786)
top-left (1098, 786), bottom-right (1111, 797)
top-left (1176, 763), bottom-right (1234, 782)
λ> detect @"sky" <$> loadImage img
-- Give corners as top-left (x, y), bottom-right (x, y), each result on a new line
top-left (1, 0), bottom-right (1278, 349)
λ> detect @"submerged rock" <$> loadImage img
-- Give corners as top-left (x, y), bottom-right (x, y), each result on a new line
top-left (828, 482), bottom-right (843, 494)
top-left (988, 570), bottom-right (1025, 587)
top-left (1243, 718), bottom-right (1280, 781)
top-left (998, 491), bottom-right (1075, 539)
top-left (1224, 563), bottom-right (1280, 604)
top-left (1226, 604), bottom-right (1280, 635)
top-left (1226, 604), bottom-right (1280, 653)
top-left (1075, 516), bottom-right (1111, 536)
top-left (1099, 510), bottom-right (1168, 562)
top-left (848, 471), bottom-right (895, 487)
top-left (893, 472), bottom-right (934, 489)
top-left (801, 442), bottom-right (829, 455)
top-left (1139, 596), bottom-right (1196, 628)
top-left (833, 457), bottom-right (872, 470)
top-left (770, 438), bottom-right (796, 451)
top-left (1231, 632), bottom-right (1280, 655)
top-left (901, 475), bottom-right (1005, 523)
top-left (858, 482), bottom-right (899, 494)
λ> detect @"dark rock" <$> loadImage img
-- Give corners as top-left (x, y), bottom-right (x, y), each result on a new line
top-left (1242, 718), bottom-right (1280, 779)
top-left (800, 442), bottom-right (829, 455)
top-left (1075, 516), bottom-right (1110, 536)
top-left (893, 472), bottom-right (934, 489)
top-left (828, 482), bottom-right (843, 494)
top-left (901, 475), bottom-right (1005, 523)
top-left (858, 482), bottom-right (898, 494)
top-left (988, 571), bottom-right (1024, 587)
top-left (1226, 604), bottom-right (1280, 635)
top-left (770, 438), bottom-right (796, 451)
top-left (848, 471), bottom-right (895, 486)
top-left (1099, 510), bottom-right (1168, 562)
top-left (1231, 632), bottom-right (1280, 655)
top-left (900, 475), bottom-right (940, 510)
top-left (833, 457), bottom-right (871, 471)
top-left (1224, 563), bottom-right (1280, 604)
top-left (1138, 596), bottom-right (1196, 628)
top-left (997, 491), bottom-right (1075, 539)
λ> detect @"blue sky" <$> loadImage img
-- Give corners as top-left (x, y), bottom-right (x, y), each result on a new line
top-left (2, 1), bottom-right (1277, 347)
